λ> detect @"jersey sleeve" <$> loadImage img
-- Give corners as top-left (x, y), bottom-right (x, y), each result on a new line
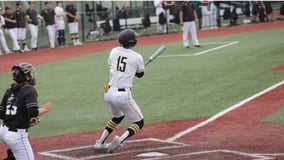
top-left (136, 55), bottom-right (144, 73)
top-left (24, 87), bottom-right (39, 118)
top-left (65, 6), bottom-right (70, 13)
top-left (179, 3), bottom-right (184, 11)
top-left (0, 90), bottom-right (9, 120)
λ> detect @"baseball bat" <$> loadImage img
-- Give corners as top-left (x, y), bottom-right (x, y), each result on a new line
top-left (144, 45), bottom-right (166, 66)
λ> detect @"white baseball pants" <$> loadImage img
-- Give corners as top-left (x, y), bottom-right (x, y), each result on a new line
top-left (17, 28), bottom-right (27, 41)
top-left (68, 22), bottom-right (78, 34)
top-left (46, 25), bottom-right (56, 48)
top-left (56, 19), bottom-right (65, 31)
top-left (0, 29), bottom-right (11, 53)
top-left (182, 21), bottom-right (199, 47)
top-left (0, 125), bottom-right (34, 160)
top-left (104, 86), bottom-right (143, 122)
top-left (28, 24), bottom-right (38, 49)
top-left (8, 28), bottom-right (20, 51)
top-left (201, 5), bottom-right (211, 29)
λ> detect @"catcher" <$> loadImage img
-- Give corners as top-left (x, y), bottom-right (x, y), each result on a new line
top-left (0, 62), bottom-right (52, 160)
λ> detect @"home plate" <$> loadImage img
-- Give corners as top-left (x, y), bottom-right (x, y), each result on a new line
top-left (137, 152), bottom-right (168, 157)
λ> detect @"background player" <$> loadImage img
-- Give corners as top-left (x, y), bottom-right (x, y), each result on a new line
top-left (25, 1), bottom-right (40, 50)
top-left (3, 6), bottom-right (21, 53)
top-left (0, 7), bottom-right (12, 55)
top-left (179, 0), bottom-right (201, 48)
top-left (95, 29), bottom-right (144, 153)
top-left (15, 1), bottom-right (30, 52)
top-left (55, 1), bottom-right (66, 47)
top-left (0, 62), bottom-right (52, 160)
top-left (65, 0), bottom-right (82, 46)
top-left (40, 1), bottom-right (56, 49)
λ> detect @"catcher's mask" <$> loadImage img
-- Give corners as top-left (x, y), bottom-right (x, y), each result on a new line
top-left (12, 62), bottom-right (36, 85)
top-left (118, 29), bottom-right (139, 48)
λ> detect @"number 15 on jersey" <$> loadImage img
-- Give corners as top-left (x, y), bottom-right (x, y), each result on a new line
top-left (117, 56), bottom-right (127, 72)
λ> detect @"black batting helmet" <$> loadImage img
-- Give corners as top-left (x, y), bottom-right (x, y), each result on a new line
top-left (12, 62), bottom-right (36, 85)
top-left (118, 29), bottom-right (139, 48)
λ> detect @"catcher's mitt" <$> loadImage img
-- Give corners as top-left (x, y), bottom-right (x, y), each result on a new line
top-left (29, 117), bottom-right (40, 127)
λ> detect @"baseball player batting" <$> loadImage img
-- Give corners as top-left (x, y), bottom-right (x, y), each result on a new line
top-left (0, 62), bottom-right (52, 160)
top-left (95, 29), bottom-right (144, 153)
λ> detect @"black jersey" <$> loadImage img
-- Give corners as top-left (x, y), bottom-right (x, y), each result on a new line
top-left (25, 8), bottom-right (39, 25)
top-left (65, 4), bottom-right (77, 23)
top-left (40, 8), bottom-right (55, 26)
top-left (3, 13), bottom-right (17, 29)
top-left (14, 9), bottom-right (26, 28)
top-left (179, 2), bottom-right (196, 22)
top-left (0, 84), bottom-right (39, 129)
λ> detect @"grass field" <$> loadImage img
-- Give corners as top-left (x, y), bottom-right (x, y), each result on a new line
top-left (0, 28), bottom-right (283, 139)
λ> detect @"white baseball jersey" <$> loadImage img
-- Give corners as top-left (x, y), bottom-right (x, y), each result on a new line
top-left (108, 46), bottom-right (144, 88)
top-left (54, 6), bottom-right (65, 30)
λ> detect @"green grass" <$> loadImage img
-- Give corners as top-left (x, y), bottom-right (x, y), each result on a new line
top-left (265, 107), bottom-right (284, 124)
top-left (0, 28), bottom-right (284, 138)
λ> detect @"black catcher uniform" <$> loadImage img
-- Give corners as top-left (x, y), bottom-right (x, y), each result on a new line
top-left (0, 62), bottom-right (39, 160)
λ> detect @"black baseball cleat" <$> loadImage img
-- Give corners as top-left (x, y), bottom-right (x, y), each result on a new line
top-left (4, 149), bottom-right (16, 160)
top-left (194, 45), bottom-right (201, 48)
top-left (185, 46), bottom-right (190, 49)
top-left (13, 49), bottom-right (22, 53)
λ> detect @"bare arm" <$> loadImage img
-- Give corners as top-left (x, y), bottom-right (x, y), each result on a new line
top-left (179, 10), bottom-right (183, 26)
top-left (4, 18), bottom-right (17, 24)
top-left (38, 101), bottom-right (52, 116)
top-left (194, 10), bottom-right (198, 22)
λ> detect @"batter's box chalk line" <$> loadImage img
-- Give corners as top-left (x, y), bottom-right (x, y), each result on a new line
top-left (38, 138), bottom-right (190, 160)
top-left (144, 150), bottom-right (284, 160)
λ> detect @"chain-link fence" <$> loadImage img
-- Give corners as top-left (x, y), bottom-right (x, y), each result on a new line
top-left (0, 1), bottom-right (283, 50)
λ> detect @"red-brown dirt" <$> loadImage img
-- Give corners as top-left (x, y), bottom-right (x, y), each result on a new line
top-left (272, 64), bottom-right (284, 71)
top-left (0, 21), bottom-right (284, 159)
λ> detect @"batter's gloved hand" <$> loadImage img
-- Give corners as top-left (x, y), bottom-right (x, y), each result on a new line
top-left (104, 83), bottom-right (109, 93)
top-left (29, 116), bottom-right (40, 127)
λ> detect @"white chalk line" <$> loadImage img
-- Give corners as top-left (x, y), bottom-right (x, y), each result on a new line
top-left (38, 138), bottom-right (190, 160)
top-left (144, 150), bottom-right (284, 160)
top-left (160, 41), bottom-right (239, 58)
top-left (166, 80), bottom-right (284, 142)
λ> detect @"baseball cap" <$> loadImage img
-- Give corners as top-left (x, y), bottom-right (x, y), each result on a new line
top-left (45, 1), bottom-right (50, 5)
top-left (28, 1), bottom-right (35, 4)
top-left (16, 1), bottom-right (23, 6)
top-left (5, 6), bottom-right (11, 10)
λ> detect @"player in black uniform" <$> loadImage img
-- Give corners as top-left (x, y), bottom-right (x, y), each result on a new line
top-left (65, 1), bottom-right (82, 46)
top-left (40, 1), bottom-right (56, 48)
top-left (25, 1), bottom-right (40, 50)
top-left (0, 62), bottom-right (52, 160)
top-left (14, 1), bottom-right (30, 52)
top-left (3, 6), bottom-right (21, 53)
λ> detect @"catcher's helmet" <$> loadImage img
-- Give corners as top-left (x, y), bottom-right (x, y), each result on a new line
top-left (12, 62), bottom-right (36, 85)
top-left (118, 29), bottom-right (139, 48)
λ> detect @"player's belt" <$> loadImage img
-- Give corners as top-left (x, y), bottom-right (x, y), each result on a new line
top-left (109, 86), bottom-right (131, 92)
top-left (2, 124), bottom-right (28, 132)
